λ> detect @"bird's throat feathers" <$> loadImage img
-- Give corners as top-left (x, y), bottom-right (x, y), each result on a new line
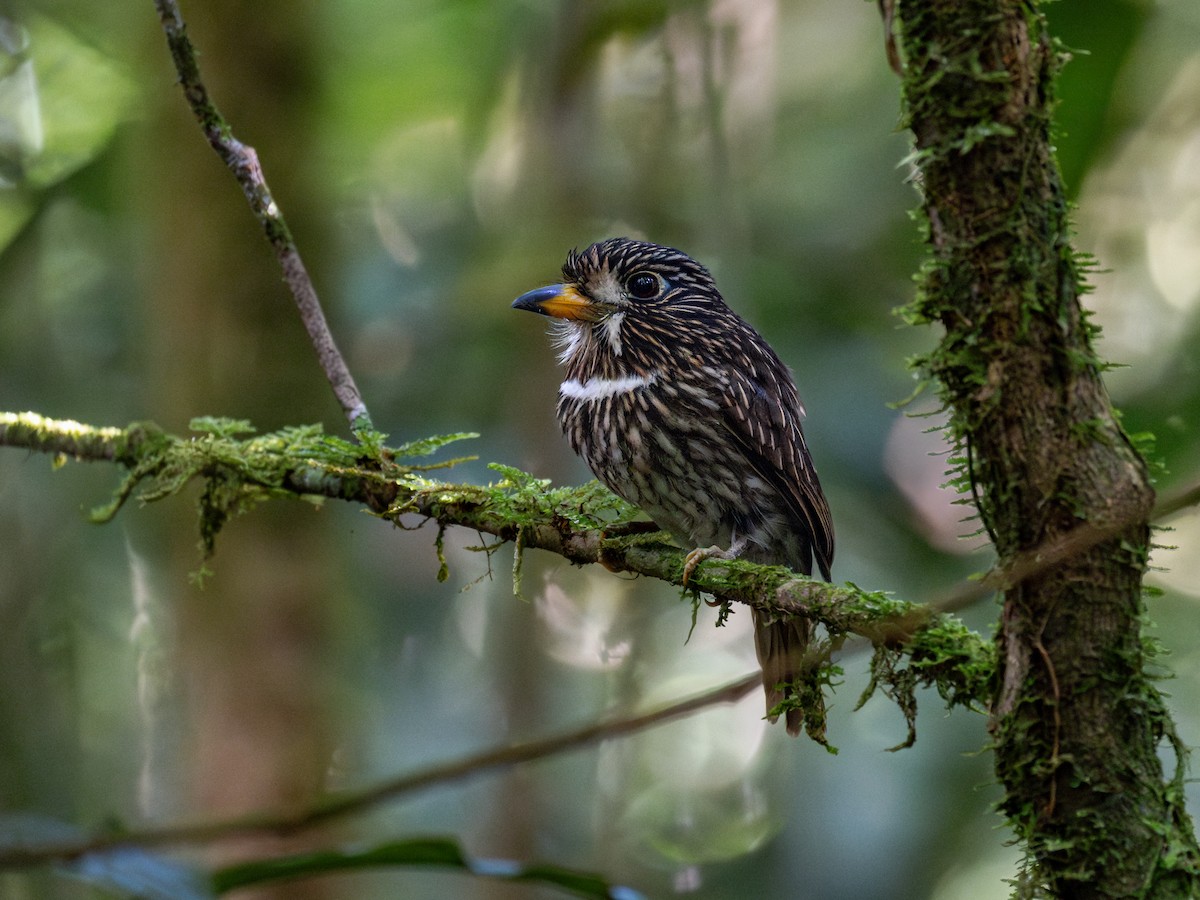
top-left (552, 311), bottom-right (627, 371)
top-left (601, 311), bottom-right (625, 356)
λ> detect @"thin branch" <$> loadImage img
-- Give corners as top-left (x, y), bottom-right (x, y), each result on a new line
top-left (930, 480), bottom-right (1198, 614)
top-left (0, 672), bottom-right (759, 867)
top-left (151, 0), bottom-right (371, 433)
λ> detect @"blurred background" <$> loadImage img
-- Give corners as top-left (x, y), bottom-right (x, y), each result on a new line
top-left (1, 0), bottom-right (1199, 897)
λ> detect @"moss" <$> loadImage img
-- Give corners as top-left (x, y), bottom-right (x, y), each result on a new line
top-left (2, 411), bottom-right (999, 749)
top-left (860, 611), bottom-right (996, 751)
top-left (895, 0), bottom-right (1199, 891)
top-left (771, 649), bottom-right (845, 752)
top-left (87, 417), bottom-right (478, 558)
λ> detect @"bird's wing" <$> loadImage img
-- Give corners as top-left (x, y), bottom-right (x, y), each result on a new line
top-left (716, 360), bottom-right (834, 580)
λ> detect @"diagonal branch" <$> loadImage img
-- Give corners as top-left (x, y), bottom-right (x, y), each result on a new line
top-left (152, 0), bottom-right (370, 433)
top-left (8, 410), bottom-right (1198, 708)
top-left (931, 484), bottom-right (1200, 615)
top-left (0, 671), bottom-right (759, 867)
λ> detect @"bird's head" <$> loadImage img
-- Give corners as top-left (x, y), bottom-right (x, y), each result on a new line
top-left (511, 238), bottom-right (727, 369)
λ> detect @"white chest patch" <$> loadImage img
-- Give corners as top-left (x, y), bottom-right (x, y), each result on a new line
top-left (559, 372), bottom-right (658, 402)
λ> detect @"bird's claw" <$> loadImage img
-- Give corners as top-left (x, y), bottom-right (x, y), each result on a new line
top-left (682, 544), bottom-right (733, 591)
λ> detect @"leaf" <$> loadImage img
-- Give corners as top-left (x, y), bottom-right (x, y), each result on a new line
top-left (21, 14), bottom-right (138, 189)
top-left (210, 836), bottom-right (644, 899)
top-left (392, 431), bottom-right (479, 459)
top-left (0, 13), bottom-right (137, 250)
top-left (188, 417), bottom-right (256, 438)
top-left (487, 461), bottom-right (549, 491)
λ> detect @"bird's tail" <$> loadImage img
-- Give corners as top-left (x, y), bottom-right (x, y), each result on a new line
top-left (752, 609), bottom-right (813, 737)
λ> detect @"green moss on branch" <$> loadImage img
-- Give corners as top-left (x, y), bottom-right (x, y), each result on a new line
top-left (1, 410), bottom-right (995, 744)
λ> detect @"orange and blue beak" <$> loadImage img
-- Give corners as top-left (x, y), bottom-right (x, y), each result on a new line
top-left (512, 284), bottom-right (601, 321)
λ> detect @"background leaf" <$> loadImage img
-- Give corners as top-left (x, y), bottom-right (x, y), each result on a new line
top-left (211, 836), bottom-right (643, 899)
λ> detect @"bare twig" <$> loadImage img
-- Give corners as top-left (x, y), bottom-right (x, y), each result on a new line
top-left (930, 478), bottom-right (1199, 615)
top-left (0, 671), bottom-right (759, 867)
top-left (152, 0), bottom-right (371, 433)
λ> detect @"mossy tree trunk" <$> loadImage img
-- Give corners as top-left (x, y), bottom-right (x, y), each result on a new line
top-left (896, 0), bottom-right (1200, 895)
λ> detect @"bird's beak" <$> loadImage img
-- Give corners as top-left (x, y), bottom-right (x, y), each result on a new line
top-left (511, 284), bottom-right (601, 321)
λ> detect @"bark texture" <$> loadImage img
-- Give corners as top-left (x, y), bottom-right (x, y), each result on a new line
top-left (896, 1), bottom-right (1199, 895)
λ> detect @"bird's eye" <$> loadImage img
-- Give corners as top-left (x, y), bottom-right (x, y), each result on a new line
top-left (626, 271), bottom-right (662, 300)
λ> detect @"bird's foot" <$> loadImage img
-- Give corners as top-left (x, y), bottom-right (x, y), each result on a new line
top-left (682, 544), bottom-right (734, 592)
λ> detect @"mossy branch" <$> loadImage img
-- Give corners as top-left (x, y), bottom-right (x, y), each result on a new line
top-left (0, 410), bottom-right (993, 732)
top-left (6, 407), bottom-right (1200, 754)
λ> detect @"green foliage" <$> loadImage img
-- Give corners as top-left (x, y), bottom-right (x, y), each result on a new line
top-left (483, 463), bottom-right (639, 533)
top-left (391, 463), bottom-right (641, 597)
top-left (391, 431), bottom-right (479, 461)
top-left (0, 13), bottom-right (137, 249)
top-left (89, 418), bottom-right (478, 559)
top-left (861, 611), bottom-right (997, 751)
top-left (211, 836), bottom-right (641, 899)
top-left (770, 650), bottom-right (845, 753)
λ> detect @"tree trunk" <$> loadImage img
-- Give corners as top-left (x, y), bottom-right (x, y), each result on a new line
top-left (895, 0), bottom-right (1200, 895)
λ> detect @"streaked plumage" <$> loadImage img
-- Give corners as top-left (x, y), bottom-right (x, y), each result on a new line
top-left (512, 238), bottom-right (834, 735)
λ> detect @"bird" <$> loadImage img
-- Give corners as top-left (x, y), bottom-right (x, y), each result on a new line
top-left (511, 237), bottom-right (834, 736)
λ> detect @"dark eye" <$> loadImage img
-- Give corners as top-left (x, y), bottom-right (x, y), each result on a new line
top-left (626, 271), bottom-right (661, 299)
